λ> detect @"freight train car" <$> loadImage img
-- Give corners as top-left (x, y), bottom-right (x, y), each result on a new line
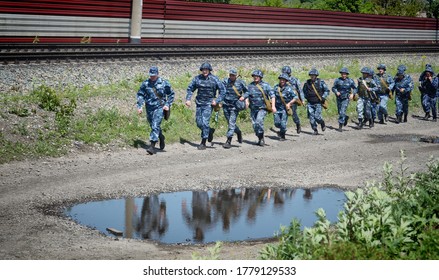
top-left (0, 0), bottom-right (437, 44)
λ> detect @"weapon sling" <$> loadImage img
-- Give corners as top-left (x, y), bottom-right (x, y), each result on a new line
top-left (380, 76), bottom-right (392, 100)
top-left (277, 87), bottom-right (293, 116)
top-left (256, 84), bottom-right (273, 112)
top-left (287, 81), bottom-right (303, 106)
top-left (311, 82), bottom-right (328, 109)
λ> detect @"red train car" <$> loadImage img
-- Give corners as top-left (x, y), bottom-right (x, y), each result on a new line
top-left (0, 0), bottom-right (437, 44)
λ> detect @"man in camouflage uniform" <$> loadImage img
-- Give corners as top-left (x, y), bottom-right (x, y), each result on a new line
top-left (374, 64), bottom-right (394, 124)
top-left (282, 66), bottom-right (305, 134)
top-left (331, 67), bottom-right (357, 132)
top-left (393, 65), bottom-right (414, 123)
top-left (303, 68), bottom-right (329, 135)
top-left (186, 62), bottom-right (226, 150)
top-left (222, 68), bottom-right (248, 148)
top-left (419, 66), bottom-right (438, 122)
top-left (137, 66), bottom-right (175, 155)
top-left (368, 68), bottom-right (379, 123)
top-left (243, 70), bottom-right (276, 146)
top-left (273, 73), bottom-right (299, 140)
top-left (354, 67), bottom-right (378, 129)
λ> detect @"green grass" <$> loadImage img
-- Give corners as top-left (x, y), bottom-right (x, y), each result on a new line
top-left (0, 57), bottom-right (432, 162)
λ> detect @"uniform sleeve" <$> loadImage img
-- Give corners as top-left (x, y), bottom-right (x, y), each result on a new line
top-left (331, 79), bottom-right (339, 94)
top-left (215, 77), bottom-right (226, 103)
top-left (266, 83), bottom-right (275, 99)
top-left (240, 80), bottom-right (249, 94)
top-left (321, 80), bottom-right (330, 99)
top-left (164, 80), bottom-right (175, 107)
top-left (186, 77), bottom-right (197, 101)
top-left (369, 80), bottom-right (378, 92)
top-left (387, 76), bottom-right (395, 91)
top-left (350, 79), bottom-right (357, 94)
top-left (136, 82), bottom-right (147, 109)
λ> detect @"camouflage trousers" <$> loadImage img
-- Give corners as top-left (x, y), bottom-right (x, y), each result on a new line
top-left (250, 108), bottom-right (267, 136)
top-left (336, 98), bottom-right (349, 125)
top-left (223, 105), bottom-right (242, 138)
top-left (357, 97), bottom-right (372, 121)
top-left (196, 104), bottom-right (214, 139)
top-left (146, 106), bottom-right (164, 142)
top-left (274, 108), bottom-right (288, 133)
top-left (395, 95), bottom-right (409, 116)
top-left (377, 95), bottom-right (389, 121)
top-left (307, 103), bottom-right (324, 130)
top-left (422, 94), bottom-right (437, 117)
top-left (290, 103), bottom-right (301, 125)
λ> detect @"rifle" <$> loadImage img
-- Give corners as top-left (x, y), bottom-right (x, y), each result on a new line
top-left (380, 76), bottom-right (392, 99)
top-left (362, 79), bottom-right (379, 104)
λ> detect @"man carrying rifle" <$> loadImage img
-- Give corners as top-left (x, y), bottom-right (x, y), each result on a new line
top-left (354, 67), bottom-right (378, 129)
top-left (221, 68), bottom-right (248, 148)
top-left (374, 64), bottom-right (394, 124)
top-left (136, 66), bottom-right (175, 155)
top-left (243, 70), bottom-right (276, 146)
top-left (186, 62), bottom-right (226, 150)
top-left (393, 65), bottom-right (414, 124)
top-left (303, 68), bottom-right (329, 135)
top-left (282, 66), bottom-right (305, 134)
top-left (273, 73), bottom-right (299, 140)
top-left (419, 66), bottom-right (438, 122)
top-left (332, 67), bottom-right (357, 132)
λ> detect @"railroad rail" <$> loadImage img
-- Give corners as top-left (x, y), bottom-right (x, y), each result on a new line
top-left (1, 44), bottom-right (438, 64)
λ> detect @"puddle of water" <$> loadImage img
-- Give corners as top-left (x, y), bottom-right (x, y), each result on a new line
top-left (65, 187), bottom-right (345, 244)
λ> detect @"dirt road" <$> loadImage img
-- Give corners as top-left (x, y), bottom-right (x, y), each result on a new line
top-left (0, 114), bottom-right (438, 260)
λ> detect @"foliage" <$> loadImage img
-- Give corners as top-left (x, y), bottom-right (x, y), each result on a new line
top-left (260, 153), bottom-right (439, 259)
top-left (192, 241), bottom-right (223, 260)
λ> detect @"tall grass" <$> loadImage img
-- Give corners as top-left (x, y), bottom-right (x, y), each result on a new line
top-left (0, 58), bottom-right (431, 162)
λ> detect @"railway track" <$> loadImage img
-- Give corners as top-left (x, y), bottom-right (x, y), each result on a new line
top-left (1, 44), bottom-right (438, 64)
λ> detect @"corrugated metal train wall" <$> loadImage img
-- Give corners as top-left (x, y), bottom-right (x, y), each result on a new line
top-left (0, 0), bottom-right (437, 44)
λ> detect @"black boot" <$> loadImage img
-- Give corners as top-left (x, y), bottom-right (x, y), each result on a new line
top-left (223, 137), bottom-right (232, 149)
top-left (312, 128), bottom-right (318, 135)
top-left (403, 113), bottom-right (408, 123)
top-left (344, 116), bottom-right (349, 126)
top-left (379, 118), bottom-right (384, 124)
top-left (159, 133), bottom-right (165, 150)
top-left (236, 129), bottom-right (242, 144)
top-left (147, 141), bottom-right (157, 155)
top-left (338, 123), bottom-right (343, 132)
top-left (396, 115), bottom-right (402, 124)
top-left (279, 131), bottom-right (286, 141)
top-left (384, 114), bottom-right (388, 122)
top-left (358, 119), bottom-right (363, 129)
top-left (424, 112), bottom-right (431, 120)
top-left (296, 124), bottom-right (301, 134)
top-left (369, 118), bottom-right (374, 128)
top-left (208, 128), bottom-right (215, 143)
top-left (198, 138), bottom-right (207, 150)
top-left (257, 133), bottom-right (265, 146)
top-left (321, 121), bottom-right (326, 132)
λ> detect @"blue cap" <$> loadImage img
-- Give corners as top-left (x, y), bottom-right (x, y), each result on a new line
top-left (251, 69), bottom-right (263, 78)
top-left (308, 68), bottom-right (319, 76)
top-left (360, 67), bottom-right (370, 74)
top-left (229, 68), bottom-right (237, 75)
top-left (149, 66), bottom-right (159, 77)
top-left (377, 64), bottom-right (386, 70)
top-left (282, 66), bottom-right (292, 75)
top-left (278, 73), bottom-right (289, 80)
top-left (339, 67), bottom-right (349, 74)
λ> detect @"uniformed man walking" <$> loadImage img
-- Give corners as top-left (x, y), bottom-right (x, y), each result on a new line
top-left (243, 70), bottom-right (276, 146)
top-left (186, 62), bottom-right (226, 150)
top-left (303, 68), bottom-right (329, 135)
top-left (419, 66), bottom-right (438, 121)
top-left (393, 65), bottom-right (414, 123)
top-left (354, 67), bottom-right (378, 129)
top-left (374, 64), bottom-right (394, 124)
top-left (281, 66), bottom-right (305, 134)
top-left (136, 66), bottom-right (175, 155)
top-left (331, 67), bottom-right (356, 132)
top-left (273, 73), bottom-right (299, 140)
top-left (222, 68), bottom-right (248, 148)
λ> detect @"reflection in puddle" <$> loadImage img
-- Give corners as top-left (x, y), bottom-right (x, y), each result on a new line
top-left (65, 188), bottom-right (345, 244)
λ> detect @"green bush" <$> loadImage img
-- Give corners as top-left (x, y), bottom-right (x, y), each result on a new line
top-left (260, 153), bottom-right (439, 260)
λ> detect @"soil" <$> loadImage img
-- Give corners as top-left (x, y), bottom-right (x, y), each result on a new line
top-left (0, 111), bottom-right (438, 260)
